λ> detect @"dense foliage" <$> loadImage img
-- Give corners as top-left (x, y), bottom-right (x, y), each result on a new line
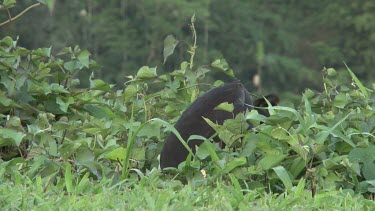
top-left (1, 29), bottom-right (374, 192)
top-left (0, 1), bottom-right (374, 209)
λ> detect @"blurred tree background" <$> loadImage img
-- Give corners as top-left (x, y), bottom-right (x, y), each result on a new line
top-left (1, 0), bottom-right (374, 98)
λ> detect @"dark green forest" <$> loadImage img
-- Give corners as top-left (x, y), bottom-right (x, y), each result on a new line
top-left (1, 1), bottom-right (375, 208)
top-left (2, 0), bottom-right (374, 98)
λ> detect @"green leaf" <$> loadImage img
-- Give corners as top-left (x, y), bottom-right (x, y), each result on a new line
top-left (47, 138), bottom-right (58, 156)
top-left (304, 89), bottom-right (315, 99)
top-left (220, 157), bottom-right (247, 174)
top-left (303, 94), bottom-right (312, 116)
top-left (65, 163), bottom-right (73, 193)
top-left (345, 63), bottom-right (369, 99)
top-left (106, 147), bottom-right (126, 161)
top-left (0, 128), bottom-right (25, 147)
top-left (57, 46), bottom-right (72, 55)
top-left (285, 135), bottom-right (309, 161)
top-left (273, 166), bottom-right (293, 189)
top-left (212, 114), bottom-right (247, 147)
top-left (150, 118), bottom-right (193, 156)
top-left (246, 110), bottom-right (267, 125)
top-left (0, 36), bottom-right (14, 47)
top-left (130, 147), bottom-right (146, 161)
top-left (262, 96), bottom-right (276, 116)
top-left (259, 154), bottom-right (287, 170)
top-left (315, 111), bottom-right (353, 144)
top-left (64, 60), bottom-right (82, 72)
top-left (85, 105), bottom-right (116, 120)
top-left (163, 35), bottom-right (179, 64)
top-left (137, 123), bottom-right (161, 139)
top-left (6, 116), bottom-right (21, 127)
top-left (214, 102), bottom-right (234, 112)
top-left (1, 76), bottom-right (15, 95)
top-left (271, 127), bottom-right (289, 140)
top-left (89, 79), bottom-right (111, 91)
top-left (240, 134), bottom-right (257, 157)
top-left (3, 0), bottom-right (16, 8)
top-left (228, 173), bottom-right (242, 193)
top-left (60, 142), bottom-right (82, 159)
top-left (76, 173), bottom-right (90, 193)
top-left (202, 117), bottom-right (220, 131)
top-left (27, 156), bottom-right (46, 178)
top-left (196, 139), bottom-right (219, 162)
top-left (272, 106), bottom-right (303, 123)
top-left (294, 179), bottom-right (306, 196)
top-left (33, 47), bottom-right (52, 57)
top-left (0, 94), bottom-right (14, 107)
top-left (333, 93), bottom-right (349, 109)
top-left (124, 85), bottom-right (137, 102)
top-left (50, 83), bottom-right (69, 93)
top-left (56, 97), bottom-right (74, 113)
top-left (136, 66), bottom-right (157, 80)
top-left (76, 148), bottom-right (100, 178)
top-left (77, 50), bottom-right (90, 68)
top-left (16, 47), bottom-right (30, 55)
top-left (218, 129), bottom-right (238, 147)
top-left (211, 57), bottom-right (235, 78)
top-left (196, 142), bottom-right (210, 160)
top-left (348, 146), bottom-right (375, 180)
top-left (196, 67), bottom-right (211, 78)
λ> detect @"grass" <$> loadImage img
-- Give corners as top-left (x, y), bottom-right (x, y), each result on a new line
top-left (1, 174), bottom-right (374, 210)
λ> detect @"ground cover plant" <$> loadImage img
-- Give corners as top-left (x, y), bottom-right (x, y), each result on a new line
top-left (0, 2), bottom-right (375, 210)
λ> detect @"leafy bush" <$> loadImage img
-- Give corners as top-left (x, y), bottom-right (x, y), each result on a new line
top-left (161, 32), bottom-right (374, 198)
top-left (0, 33), bottom-right (209, 182)
top-left (189, 66), bottom-right (375, 196)
top-left (0, 28), bottom-right (374, 201)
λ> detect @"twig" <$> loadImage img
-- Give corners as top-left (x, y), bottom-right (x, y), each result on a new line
top-left (0, 3), bottom-right (42, 27)
top-left (6, 7), bottom-right (11, 20)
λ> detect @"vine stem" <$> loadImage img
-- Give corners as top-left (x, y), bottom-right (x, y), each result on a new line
top-left (0, 3), bottom-right (42, 27)
top-left (188, 15), bottom-right (197, 70)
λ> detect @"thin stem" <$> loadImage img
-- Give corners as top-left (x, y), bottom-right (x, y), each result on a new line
top-left (188, 16), bottom-right (197, 70)
top-left (0, 3), bottom-right (42, 27)
top-left (6, 7), bottom-right (11, 20)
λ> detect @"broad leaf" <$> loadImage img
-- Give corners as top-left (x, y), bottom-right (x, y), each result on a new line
top-left (259, 154), bottom-right (287, 170)
top-left (136, 66), bottom-right (157, 80)
top-left (348, 146), bottom-right (375, 180)
top-left (77, 50), bottom-right (90, 68)
top-left (163, 35), bottom-right (179, 64)
top-left (0, 128), bottom-right (25, 146)
top-left (214, 102), bottom-right (234, 112)
top-left (211, 57), bottom-right (235, 78)
top-left (273, 166), bottom-right (293, 189)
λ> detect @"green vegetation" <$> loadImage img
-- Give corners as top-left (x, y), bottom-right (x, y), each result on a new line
top-left (1, 180), bottom-right (373, 210)
top-left (1, 1), bottom-right (375, 209)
